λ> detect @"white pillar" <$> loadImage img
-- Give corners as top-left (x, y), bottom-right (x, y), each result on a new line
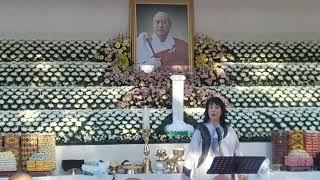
top-left (166, 75), bottom-right (194, 133)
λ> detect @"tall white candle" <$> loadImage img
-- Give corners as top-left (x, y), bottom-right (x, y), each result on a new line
top-left (142, 107), bottom-right (150, 129)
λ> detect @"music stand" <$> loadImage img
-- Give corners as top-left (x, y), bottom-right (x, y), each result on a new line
top-left (207, 156), bottom-right (266, 179)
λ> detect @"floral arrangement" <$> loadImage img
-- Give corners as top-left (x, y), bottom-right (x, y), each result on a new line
top-left (223, 40), bottom-right (320, 63)
top-left (0, 62), bottom-right (109, 86)
top-left (0, 36), bottom-right (319, 144)
top-left (119, 86), bottom-right (171, 109)
top-left (95, 34), bottom-right (131, 70)
top-left (207, 86), bottom-right (320, 108)
top-left (104, 67), bottom-right (228, 87)
top-left (96, 33), bottom-right (232, 71)
top-left (104, 68), bottom-right (172, 108)
top-left (226, 62), bottom-right (320, 86)
top-left (1, 107), bottom-right (319, 144)
top-left (1, 38), bottom-right (319, 64)
top-left (193, 34), bottom-right (235, 68)
top-left (104, 68), bottom-right (229, 108)
top-left (0, 109), bottom-right (174, 144)
top-left (184, 86), bottom-right (232, 108)
top-left (0, 86), bottom-right (134, 110)
top-left (3, 83), bottom-right (318, 112)
top-left (0, 39), bottom-right (102, 62)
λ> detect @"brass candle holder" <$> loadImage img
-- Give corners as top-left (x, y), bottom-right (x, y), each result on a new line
top-left (109, 160), bottom-right (119, 175)
top-left (142, 128), bottom-right (152, 173)
top-left (167, 149), bottom-right (184, 173)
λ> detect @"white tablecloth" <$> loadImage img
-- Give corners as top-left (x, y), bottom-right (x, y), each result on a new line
top-left (0, 174), bottom-right (181, 180)
top-left (1, 172), bottom-right (320, 180)
top-left (249, 171), bottom-right (320, 180)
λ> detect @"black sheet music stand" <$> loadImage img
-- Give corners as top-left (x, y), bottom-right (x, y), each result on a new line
top-left (207, 156), bottom-right (266, 179)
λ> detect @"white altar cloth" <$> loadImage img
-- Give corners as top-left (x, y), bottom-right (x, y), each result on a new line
top-left (1, 172), bottom-right (320, 180)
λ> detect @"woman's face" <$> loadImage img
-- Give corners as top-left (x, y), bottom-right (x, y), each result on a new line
top-left (208, 103), bottom-right (222, 122)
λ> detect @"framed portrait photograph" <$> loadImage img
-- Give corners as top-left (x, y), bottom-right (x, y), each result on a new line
top-left (130, 0), bottom-right (194, 72)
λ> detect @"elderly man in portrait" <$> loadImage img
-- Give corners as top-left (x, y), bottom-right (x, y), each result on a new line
top-left (137, 11), bottom-right (188, 72)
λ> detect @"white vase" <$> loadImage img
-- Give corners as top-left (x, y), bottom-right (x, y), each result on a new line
top-left (140, 65), bottom-right (155, 73)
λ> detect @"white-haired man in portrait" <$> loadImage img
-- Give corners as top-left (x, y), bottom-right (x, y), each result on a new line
top-left (137, 11), bottom-right (188, 71)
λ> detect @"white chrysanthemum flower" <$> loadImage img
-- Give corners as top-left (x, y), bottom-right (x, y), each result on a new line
top-left (45, 126), bottom-right (53, 132)
top-left (68, 132), bottom-right (74, 137)
top-left (71, 126), bottom-right (78, 132)
top-left (50, 122), bottom-right (57, 127)
top-left (135, 124), bottom-right (141, 128)
top-left (310, 126), bottom-right (316, 130)
top-left (63, 126), bottom-right (70, 132)
top-left (54, 126), bottom-right (61, 131)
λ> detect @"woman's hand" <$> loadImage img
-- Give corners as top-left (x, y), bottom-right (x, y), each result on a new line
top-left (238, 175), bottom-right (248, 180)
top-left (213, 175), bottom-right (230, 180)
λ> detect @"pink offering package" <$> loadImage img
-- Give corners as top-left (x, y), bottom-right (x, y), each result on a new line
top-left (285, 156), bottom-right (313, 167)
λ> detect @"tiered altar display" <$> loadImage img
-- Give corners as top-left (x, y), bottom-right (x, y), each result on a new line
top-left (0, 36), bottom-right (319, 176)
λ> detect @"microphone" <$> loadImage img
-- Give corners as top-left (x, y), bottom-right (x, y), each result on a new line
top-left (216, 127), bottom-right (222, 142)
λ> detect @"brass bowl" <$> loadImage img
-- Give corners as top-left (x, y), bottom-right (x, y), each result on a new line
top-left (172, 149), bottom-right (184, 157)
top-left (156, 149), bottom-right (167, 160)
top-left (122, 164), bottom-right (143, 174)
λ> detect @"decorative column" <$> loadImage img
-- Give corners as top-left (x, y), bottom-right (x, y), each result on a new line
top-left (142, 107), bottom-right (152, 173)
top-left (166, 75), bottom-right (194, 133)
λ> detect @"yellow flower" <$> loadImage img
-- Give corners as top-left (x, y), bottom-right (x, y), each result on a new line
top-left (210, 63), bottom-right (220, 71)
top-left (195, 54), bottom-right (208, 68)
top-left (194, 33), bottom-right (230, 67)
top-left (117, 53), bottom-right (129, 68)
top-left (95, 54), bottom-right (101, 60)
top-left (226, 54), bottom-right (235, 61)
top-left (115, 42), bottom-right (121, 49)
top-left (124, 42), bottom-right (130, 47)
top-left (220, 56), bottom-right (228, 62)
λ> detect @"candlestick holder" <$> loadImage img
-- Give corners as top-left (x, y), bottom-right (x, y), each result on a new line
top-left (142, 128), bottom-right (152, 173)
